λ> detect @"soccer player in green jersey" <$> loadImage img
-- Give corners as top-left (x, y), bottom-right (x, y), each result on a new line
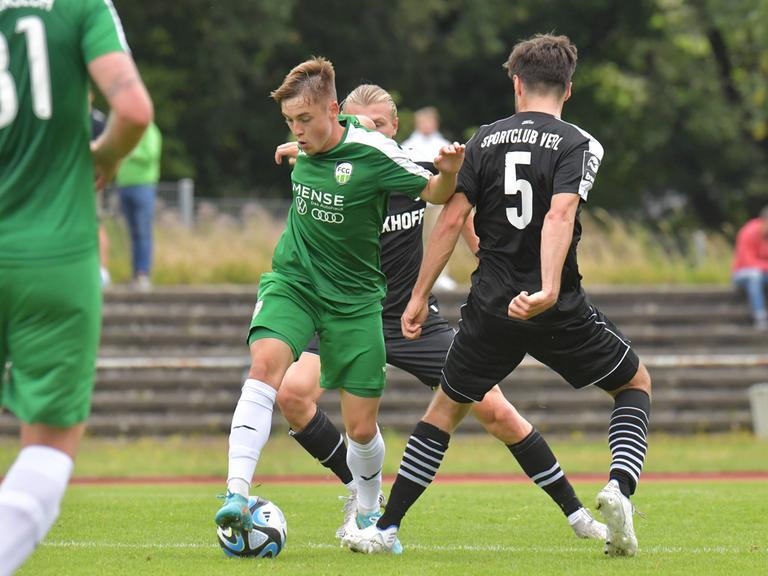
top-left (215, 57), bottom-right (464, 536)
top-left (0, 1), bottom-right (152, 572)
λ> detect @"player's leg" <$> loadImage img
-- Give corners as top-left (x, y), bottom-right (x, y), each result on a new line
top-left (340, 392), bottom-right (384, 523)
top-left (345, 301), bottom-right (504, 553)
top-left (595, 362), bottom-right (651, 557)
top-left (319, 308), bottom-right (387, 534)
top-left (0, 254), bottom-right (100, 575)
top-left (533, 303), bottom-right (650, 556)
top-left (278, 345), bottom-right (354, 490)
top-left (217, 276), bottom-right (315, 530)
top-left (276, 344), bottom-right (362, 537)
top-left (471, 386), bottom-right (606, 539)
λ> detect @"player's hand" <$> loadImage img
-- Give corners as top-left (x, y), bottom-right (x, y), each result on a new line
top-left (275, 141), bottom-right (300, 165)
top-left (401, 296), bottom-right (429, 340)
top-left (507, 290), bottom-right (558, 320)
top-left (91, 140), bottom-right (121, 191)
top-left (434, 142), bottom-right (465, 175)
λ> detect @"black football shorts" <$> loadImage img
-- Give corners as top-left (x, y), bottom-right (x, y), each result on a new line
top-left (440, 296), bottom-right (640, 403)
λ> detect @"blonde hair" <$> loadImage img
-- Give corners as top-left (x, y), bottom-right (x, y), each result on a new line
top-left (270, 56), bottom-right (337, 104)
top-left (342, 84), bottom-right (397, 120)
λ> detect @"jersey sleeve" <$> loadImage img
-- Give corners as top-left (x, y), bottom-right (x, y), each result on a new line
top-left (455, 132), bottom-right (480, 206)
top-left (81, 0), bottom-right (130, 63)
top-left (553, 134), bottom-right (604, 201)
top-left (378, 149), bottom-right (431, 199)
top-left (346, 126), bottom-right (432, 199)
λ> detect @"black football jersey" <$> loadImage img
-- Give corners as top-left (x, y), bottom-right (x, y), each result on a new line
top-left (380, 161), bottom-right (439, 321)
top-left (457, 111), bottom-right (603, 323)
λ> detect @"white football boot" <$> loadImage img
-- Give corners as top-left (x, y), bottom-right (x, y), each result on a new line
top-left (596, 480), bottom-right (638, 556)
top-left (342, 523), bottom-right (402, 555)
top-left (568, 507), bottom-right (608, 540)
top-left (335, 490), bottom-right (386, 539)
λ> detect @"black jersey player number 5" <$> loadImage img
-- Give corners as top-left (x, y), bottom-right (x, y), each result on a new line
top-left (504, 151), bottom-right (533, 229)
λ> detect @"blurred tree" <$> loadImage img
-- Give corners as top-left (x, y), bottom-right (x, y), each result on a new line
top-left (112, 0), bottom-right (768, 227)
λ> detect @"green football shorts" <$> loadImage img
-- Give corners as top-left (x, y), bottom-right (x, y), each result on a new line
top-left (0, 252), bottom-right (102, 427)
top-left (248, 273), bottom-right (386, 398)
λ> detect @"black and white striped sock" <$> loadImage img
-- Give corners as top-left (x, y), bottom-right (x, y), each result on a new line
top-left (608, 389), bottom-right (651, 497)
top-left (508, 428), bottom-right (581, 516)
top-left (377, 421), bottom-right (450, 528)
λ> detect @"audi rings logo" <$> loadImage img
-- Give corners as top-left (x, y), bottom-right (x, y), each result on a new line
top-left (311, 208), bottom-right (344, 224)
top-left (295, 196), bottom-right (308, 215)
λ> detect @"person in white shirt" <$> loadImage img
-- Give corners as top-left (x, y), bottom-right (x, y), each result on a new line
top-left (402, 107), bottom-right (458, 290)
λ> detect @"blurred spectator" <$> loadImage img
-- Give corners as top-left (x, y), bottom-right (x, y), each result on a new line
top-left (116, 122), bottom-right (162, 290)
top-left (401, 106), bottom-right (451, 161)
top-left (402, 106), bottom-right (458, 290)
top-left (732, 207), bottom-right (768, 330)
top-left (90, 103), bottom-right (111, 288)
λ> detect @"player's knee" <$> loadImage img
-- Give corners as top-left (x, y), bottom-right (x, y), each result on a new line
top-left (345, 421), bottom-right (378, 444)
top-left (612, 363), bottom-right (652, 398)
top-left (247, 357), bottom-right (278, 383)
top-left (474, 397), bottom-right (530, 443)
top-left (276, 384), bottom-right (312, 424)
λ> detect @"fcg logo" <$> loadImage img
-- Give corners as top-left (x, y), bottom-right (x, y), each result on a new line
top-left (295, 196), bottom-right (308, 214)
top-left (311, 208), bottom-right (344, 224)
top-left (335, 162), bottom-right (353, 185)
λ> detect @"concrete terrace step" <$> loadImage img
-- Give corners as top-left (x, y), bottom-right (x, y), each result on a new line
top-left (91, 359), bottom-right (768, 392)
top-left (98, 324), bottom-right (768, 350)
top-left (1, 286), bottom-right (764, 436)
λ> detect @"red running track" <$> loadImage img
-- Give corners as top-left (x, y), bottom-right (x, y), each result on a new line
top-left (67, 471), bottom-right (768, 485)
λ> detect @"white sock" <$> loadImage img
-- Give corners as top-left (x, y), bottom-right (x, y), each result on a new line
top-left (0, 446), bottom-right (73, 576)
top-left (567, 508), bottom-right (586, 525)
top-left (346, 427), bottom-right (385, 515)
top-left (227, 379), bottom-right (276, 497)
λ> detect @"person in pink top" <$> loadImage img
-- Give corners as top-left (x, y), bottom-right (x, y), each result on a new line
top-left (732, 207), bottom-right (768, 330)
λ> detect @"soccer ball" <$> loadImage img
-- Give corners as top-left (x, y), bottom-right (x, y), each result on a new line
top-left (216, 497), bottom-right (288, 558)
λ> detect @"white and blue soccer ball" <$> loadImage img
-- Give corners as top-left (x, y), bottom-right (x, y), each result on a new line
top-left (216, 497), bottom-right (287, 558)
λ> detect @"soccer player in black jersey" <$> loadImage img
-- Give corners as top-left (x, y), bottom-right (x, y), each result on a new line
top-left (345, 35), bottom-right (652, 558)
top-left (274, 83), bottom-right (606, 545)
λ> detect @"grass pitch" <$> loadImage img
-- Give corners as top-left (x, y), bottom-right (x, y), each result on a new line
top-left (19, 482), bottom-right (768, 576)
top-left (2, 434), bottom-right (766, 575)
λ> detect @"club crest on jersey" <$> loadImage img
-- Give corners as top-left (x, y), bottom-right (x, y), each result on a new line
top-left (335, 162), bottom-right (353, 185)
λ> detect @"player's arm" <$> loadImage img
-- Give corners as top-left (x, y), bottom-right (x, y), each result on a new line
top-left (507, 193), bottom-right (580, 320)
top-left (88, 53), bottom-right (153, 190)
top-left (402, 192), bottom-right (473, 340)
top-left (460, 211), bottom-right (479, 256)
top-left (418, 142), bottom-right (465, 205)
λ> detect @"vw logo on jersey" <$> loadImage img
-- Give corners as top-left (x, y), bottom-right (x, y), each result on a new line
top-left (335, 162), bottom-right (353, 185)
top-left (295, 196), bottom-right (308, 215)
top-left (311, 208), bottom-right (344, 224)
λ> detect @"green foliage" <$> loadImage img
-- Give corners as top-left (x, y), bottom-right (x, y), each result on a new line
top-left (112, 0), bottom-right (768, 225)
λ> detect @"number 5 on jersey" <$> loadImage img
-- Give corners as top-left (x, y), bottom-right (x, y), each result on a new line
top-left (505, 151), bottom-right (532, 229)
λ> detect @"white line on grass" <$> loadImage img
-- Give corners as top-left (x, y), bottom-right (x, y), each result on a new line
top-left (42, 540), bottom-right (762, 555)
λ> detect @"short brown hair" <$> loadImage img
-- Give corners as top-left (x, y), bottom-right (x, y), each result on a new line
top-left (342, 84), bottom-right (397, 119)
top-left (270, 56), bottom-right (337, 104)
top-left (503, 34), bottom-right (577, 97)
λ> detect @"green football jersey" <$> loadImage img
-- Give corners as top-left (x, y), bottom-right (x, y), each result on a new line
top-left (272, 115), bottom-right (432, 305)
top-left (0, 0), bottom-right (128, 264)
